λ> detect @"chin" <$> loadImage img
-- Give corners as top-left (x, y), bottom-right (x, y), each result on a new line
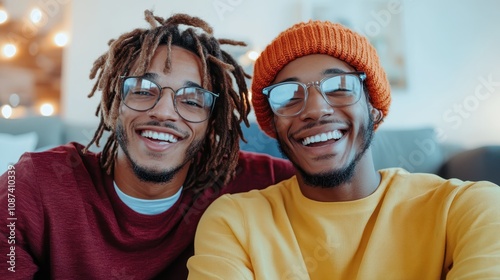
top-left (297, 160), bottom-right (357, 189)
top-left (130, 156), bottom-right (189, 184)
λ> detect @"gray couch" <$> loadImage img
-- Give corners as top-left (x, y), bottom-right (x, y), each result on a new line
top-left (1, 116), bottom-right (499, 185)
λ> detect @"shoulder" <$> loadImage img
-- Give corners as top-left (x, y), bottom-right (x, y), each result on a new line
top-left (214, 177), bottom-right (295, 211)
top-left (4, 142), bottom-right (104, 195)
top-left (0, 143), bottom-right (102, 229)
top-left (21, 142), bottom-right (101, 173)
top-left (200, 190), bottom-right (265, 228)
top-left (28, 142), bottom-right (99, 161)
top-left (381, 167), bottom-right (499, 187)
top-left (381, 167), bottom-right (466, 188)
top-left (380, 167), bottom-right (500, 203)
top-left (200, 177), bottom-right (295, 236)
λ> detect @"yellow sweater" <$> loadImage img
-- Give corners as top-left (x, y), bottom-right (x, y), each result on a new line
top-left (188, 168), bottom-right (500, 280)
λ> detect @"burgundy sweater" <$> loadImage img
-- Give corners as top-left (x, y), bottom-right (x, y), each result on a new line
top-left (0, 143), bottom-right (294, 279)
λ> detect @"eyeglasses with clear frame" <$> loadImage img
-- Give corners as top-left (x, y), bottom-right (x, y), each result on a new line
top-left (120, 76), bottom-right (219, 123)
top-left (262, 71), bottom-right (366, 117)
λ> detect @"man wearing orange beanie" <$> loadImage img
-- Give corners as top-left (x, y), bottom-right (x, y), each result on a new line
top-left (188, 20), bottom-right (500, 279)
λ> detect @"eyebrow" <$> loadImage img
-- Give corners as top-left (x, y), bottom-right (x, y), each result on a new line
top-left (323, 68), bottom-right (349, 75)
top-left (142, 72), bottom-right (202, 88)
top-left (275, 68), bottom-right (350, 83)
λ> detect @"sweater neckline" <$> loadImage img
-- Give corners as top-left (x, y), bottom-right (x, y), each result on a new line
top-left (288, 169), bottom-right (396, 214)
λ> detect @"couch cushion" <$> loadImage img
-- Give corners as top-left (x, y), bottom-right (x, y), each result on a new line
top-left (64, 123), bottom-right (110, 152)
top-left (371, 127), bottom-right (445, 174)
top-left (0, 116), bottom-right (63, 150)
top-left (240, 122), bottom-right (285, 159)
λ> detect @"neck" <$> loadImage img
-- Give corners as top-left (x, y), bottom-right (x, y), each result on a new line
top-left (297, 150), bottom-right (380, 202)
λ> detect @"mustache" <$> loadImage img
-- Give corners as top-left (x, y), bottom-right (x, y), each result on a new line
top-left (291, 119), bottom-right (347, 138)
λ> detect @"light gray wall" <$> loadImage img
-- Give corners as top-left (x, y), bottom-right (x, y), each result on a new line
top-left (61, 0), bottom-right (500, 148)
top-left (394, 0), bottom-right (500, 147)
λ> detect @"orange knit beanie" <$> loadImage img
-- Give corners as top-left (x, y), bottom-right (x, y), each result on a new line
top-left (251, 20), bottom-right (391, 138)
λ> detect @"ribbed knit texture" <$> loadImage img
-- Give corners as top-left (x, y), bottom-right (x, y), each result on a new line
top-left (0, 143), bottom-right (295, 279)
top-left (188, 169), bottom-right (500, 279)
top-left (252, 21), bottom-right (391, 138)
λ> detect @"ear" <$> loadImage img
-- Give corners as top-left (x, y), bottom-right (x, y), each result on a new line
top-left (370, 107), bottom-right (384, 124)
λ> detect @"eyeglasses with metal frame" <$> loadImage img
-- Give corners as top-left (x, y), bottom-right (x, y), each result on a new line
top-left (262, 71), bottom-right (366, 117)
top-left (120, 76), bottom-right (219, 123)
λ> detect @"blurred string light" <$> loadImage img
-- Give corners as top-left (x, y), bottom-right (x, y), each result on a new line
top-left (30, 8), bottom-right (43, 24)
top-left (2, 43), bottom-right (17, 58)
top-left (1, 105), bottom-right (13, 119)
top-left (247, 50), bottom-right (259, 61)
top-left (40, 103), bottom-right (54, 116)
top-left (236, 49), bottom-right (260, 69)
top-left (9, 93), bottom-right (20, 107)
top-left (54, 32), bottom-right (69, 47)
top-left (0, 8), bottom-right (8, 24)
top-left (0, 4), bottom-right (64, 119)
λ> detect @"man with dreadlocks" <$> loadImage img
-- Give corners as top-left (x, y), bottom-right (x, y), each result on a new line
top-left (0, 10), bottom-right (294, 279)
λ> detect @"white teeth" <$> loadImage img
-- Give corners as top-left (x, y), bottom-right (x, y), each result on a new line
top-left (141, 130), bottom-right (178, 143)
top-left (302, 130), bottom-right (344, 146)
top-left (333, 130), bottom-right (343, 139)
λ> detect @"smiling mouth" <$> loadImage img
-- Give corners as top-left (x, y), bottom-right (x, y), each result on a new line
top-left (141, 130), bottom-right (179, 143)
top-left (301, 129), bottom-right (344, 146)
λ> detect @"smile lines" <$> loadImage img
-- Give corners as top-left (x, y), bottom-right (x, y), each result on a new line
top-left (141, 130), bottom-right (179, 143)
top-left (302, 130), bottom-right (343, 146)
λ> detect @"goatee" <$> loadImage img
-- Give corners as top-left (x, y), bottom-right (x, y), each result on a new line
top-left (277, 117), bottom-right (374, 188)
top-left (115, 120), bottom-right (203, 184)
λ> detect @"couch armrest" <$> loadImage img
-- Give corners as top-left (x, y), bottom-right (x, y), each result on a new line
top-left (438, 145), bottom-right (500, 185)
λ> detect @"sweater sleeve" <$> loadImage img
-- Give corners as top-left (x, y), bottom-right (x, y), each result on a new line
top-left (445, 181), bottom-right (500, 278)
top-left (0, 154), bottom-right (43, 278)
top-left (187, 195), bottom-right (254, 280)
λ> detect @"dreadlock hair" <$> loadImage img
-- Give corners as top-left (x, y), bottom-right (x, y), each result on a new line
top-left (85, 10), bottom-right (251, 194)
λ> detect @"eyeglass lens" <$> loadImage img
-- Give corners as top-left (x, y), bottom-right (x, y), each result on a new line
top-left (267, 74), bottom-right (362, 116)
top-left (122, 77), bottom-right (216, 123)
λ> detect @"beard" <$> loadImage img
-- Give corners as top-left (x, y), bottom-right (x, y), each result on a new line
top-left (116, 120), bottom-right (203, 184)
top-left (277, 116), bottom-right (375, 189)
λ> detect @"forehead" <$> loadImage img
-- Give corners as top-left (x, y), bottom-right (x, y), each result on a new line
top-left (273, 54), bottom-right (356, 83)
top-left (129, 45), bottom-right (203, 78)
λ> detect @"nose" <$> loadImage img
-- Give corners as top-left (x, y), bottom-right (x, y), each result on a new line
top-left (299, 86), bottom-right (334, 121)
top-left (147, 90), bottom-right (180, 121)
